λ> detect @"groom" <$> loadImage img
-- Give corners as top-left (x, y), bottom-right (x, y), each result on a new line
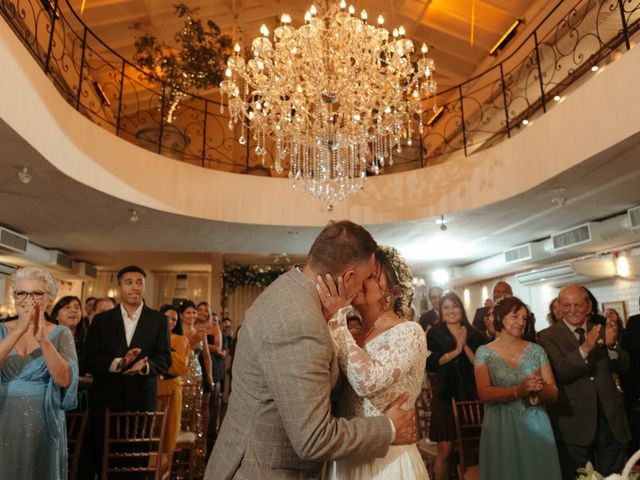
top-left (205, 221), bottom-right (417, 479)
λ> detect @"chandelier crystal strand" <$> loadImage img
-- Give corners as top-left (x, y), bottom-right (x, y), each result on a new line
top-left (221, 0), bottom-right (436, 210)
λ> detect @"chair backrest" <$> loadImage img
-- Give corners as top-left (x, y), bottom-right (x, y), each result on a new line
top-left (415, 385), bottom-right (433, 439)
top-left (101, 409), bottom-right (168, 480)
top-left (66, 409), bottom-right (89, 480)
top-left (451, 399), bottom-right (484, 475)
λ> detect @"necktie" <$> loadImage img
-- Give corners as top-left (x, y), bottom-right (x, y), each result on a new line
top-left (575, 327), bottom-right (586, 346)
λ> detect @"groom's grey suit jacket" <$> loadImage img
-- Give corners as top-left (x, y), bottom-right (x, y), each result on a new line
top-left (205, 267), bottom-right (393, 479)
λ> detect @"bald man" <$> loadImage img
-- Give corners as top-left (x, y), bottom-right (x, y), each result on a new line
top-left (538, 284), bottom-right (630, 479)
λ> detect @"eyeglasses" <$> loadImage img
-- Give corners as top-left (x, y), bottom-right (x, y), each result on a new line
top-left (13, 290), bottom-right (47, 301)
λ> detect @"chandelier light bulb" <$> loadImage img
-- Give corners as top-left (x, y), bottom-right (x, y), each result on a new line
top-left (304, 11), bottom-right (311, 22)
top-left (260, 24), bottom-right (269, 37)
top-left (348, 5), bottom-right (355, 15)
top-left (398, 26), bottom-right (406, 36)
top-left (309, 5), bottom-right (317, 15)
top-left (377, 15), bottom-right (384, 26)
top-left (392, 28), bottom-right (399, 38)
top-left (339, 0), bottom-right (346, 9)
top-left (360, 9), bottom-right (368, 21)
top-left (280, 13), bottom-right (291, 24)
top-left (421, 43), bottom-right (428, 54)
top-left (234, 43), bottom-right (241, 53)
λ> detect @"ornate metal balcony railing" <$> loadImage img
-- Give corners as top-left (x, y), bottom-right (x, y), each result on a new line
top-left (1, 0), bottom-right (639, 176)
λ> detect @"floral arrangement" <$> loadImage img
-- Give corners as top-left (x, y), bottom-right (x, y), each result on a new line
top-left (378, 245), bottom-right (414, 319)
top-left (577, 453), bottom-right (640, 480)
top-left (132, 3), bottom-right (232, 122)
top-left (222, 264), bottom-right (288, 306)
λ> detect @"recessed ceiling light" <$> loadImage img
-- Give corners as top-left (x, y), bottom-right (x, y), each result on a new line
top-left (553, 95), bottom-right (561, 101)
top-left (18, 167), bottom-right (32, 184)
top-left (591, 65), bottom-right (599, 72)
top-left (522, 119), bottom-right (529, 125)
top-left (432, 269), bottom-right (450, 284)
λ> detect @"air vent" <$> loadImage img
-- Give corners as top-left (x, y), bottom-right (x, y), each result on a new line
top-left (504, 244), bottom-right (533, 263)
top-left (551, 224), bottom-right (592, 250)
top-left (0, 227), bottom-right (28, 254)
top-left (628, 206), bottom-right (640, 231)
top-left (73, 261), bottom-right (97, 279)
top-left (516, 258), bottom-right (615, 287)
top-left (48, 250), bottom-right (73, 270)
top-left (0, 263), bottom-right (17, 276)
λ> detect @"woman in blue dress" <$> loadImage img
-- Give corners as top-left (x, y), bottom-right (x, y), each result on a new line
top-left (474, 296), bottom-right (561, 480)
top-left (0, 266), bottom-right (79, 479)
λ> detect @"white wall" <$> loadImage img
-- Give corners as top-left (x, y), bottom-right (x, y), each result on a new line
top-left (456, 274), bottom-right (640, 333)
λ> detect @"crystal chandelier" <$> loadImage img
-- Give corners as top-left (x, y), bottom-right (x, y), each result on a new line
top-left (221, 0), bottom-right (437, 210)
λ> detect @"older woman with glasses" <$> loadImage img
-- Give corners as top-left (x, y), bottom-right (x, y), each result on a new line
top-left (0, 266), bottom-right (79, 479)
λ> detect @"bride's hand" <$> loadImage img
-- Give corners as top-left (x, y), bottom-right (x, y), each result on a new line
top-left (315, 274), bottom-right (350, 320)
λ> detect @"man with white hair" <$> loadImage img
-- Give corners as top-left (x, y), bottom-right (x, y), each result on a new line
top-left (538, 284), bottom-right (630, 479)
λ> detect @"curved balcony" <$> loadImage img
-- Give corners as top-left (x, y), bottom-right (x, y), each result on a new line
top-left (1, 0), bottom-right (639, 179)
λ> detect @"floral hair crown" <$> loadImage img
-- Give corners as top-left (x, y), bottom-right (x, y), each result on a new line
top-left (378, 245), bottom-right (414, 319)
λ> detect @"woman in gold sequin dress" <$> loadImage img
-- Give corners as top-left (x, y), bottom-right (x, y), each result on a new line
top-left (180, 300), bottom-right (213, 476)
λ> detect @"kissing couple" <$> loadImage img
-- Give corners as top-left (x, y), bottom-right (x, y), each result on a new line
top-left (206, 220), bottom-right (429, 479)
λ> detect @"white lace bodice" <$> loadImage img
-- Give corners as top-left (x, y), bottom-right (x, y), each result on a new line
top-left (328, 309), bottom-right (428, 418)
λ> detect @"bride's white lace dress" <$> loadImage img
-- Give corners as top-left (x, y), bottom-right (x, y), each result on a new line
top-left (327, 309), bottom-right (429, 479)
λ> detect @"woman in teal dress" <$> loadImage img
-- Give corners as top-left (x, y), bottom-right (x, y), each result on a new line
top-left (0, 266), bottom-right (79, 479)
top-left (474, 296), bottom-right (561, 480)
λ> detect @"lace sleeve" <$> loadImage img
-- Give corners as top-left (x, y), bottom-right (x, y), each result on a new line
top-left (328, 310), bottom-right (426, 397)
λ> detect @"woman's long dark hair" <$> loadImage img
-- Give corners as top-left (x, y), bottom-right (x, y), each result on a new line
top-left (438, 291), bottom-right (472, 329)
top-left (160, 304), bottom-right (183, 335)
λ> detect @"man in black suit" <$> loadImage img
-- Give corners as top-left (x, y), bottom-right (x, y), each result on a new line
top-left (538, 285), bottom-right (630, 479)
top-left (419, 285), bottom-right (442, 331)
top-left (473, 281), bottom-right (536, 341)
top-left (84, 265), bottom-right (171, 473)
top-left (622, 297), bottom-right (640, 453)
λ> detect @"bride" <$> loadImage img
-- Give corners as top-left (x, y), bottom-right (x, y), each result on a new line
top-left (316, 245), bottom-right (429, 479)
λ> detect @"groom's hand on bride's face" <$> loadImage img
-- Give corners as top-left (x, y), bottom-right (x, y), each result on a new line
top-left (385, 392), bottom-right (417, 445)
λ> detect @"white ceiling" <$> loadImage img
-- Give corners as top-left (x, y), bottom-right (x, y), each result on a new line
top-left (1, 115), bottom-right (639, 276)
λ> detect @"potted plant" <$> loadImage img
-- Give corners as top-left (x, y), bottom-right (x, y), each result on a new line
top-left (130, 4), bottom-right (232, 159)
top-left (132, 3), bottom-right (232, 123)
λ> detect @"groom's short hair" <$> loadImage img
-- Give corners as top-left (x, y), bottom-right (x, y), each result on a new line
top-left (307, 220), bottom-right (377, 276)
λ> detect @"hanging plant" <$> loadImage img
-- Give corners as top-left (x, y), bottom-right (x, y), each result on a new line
top-left (222, 265), bottom-right (288, 307)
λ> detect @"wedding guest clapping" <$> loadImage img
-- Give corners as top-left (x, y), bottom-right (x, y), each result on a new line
top-left (0, 266), bottom-right (78, 479)
top-left (426, 291), bottom-right (485, 480)
top-left (474, 296), bottom-right (561, 480)
top-left (158, 305), bottom-right (190, 460)
top-left (50, 295), bottom-right (86, 368)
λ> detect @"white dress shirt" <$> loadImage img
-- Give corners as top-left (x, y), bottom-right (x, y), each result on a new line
top-left (109, 303), bottom-right (149, 374)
